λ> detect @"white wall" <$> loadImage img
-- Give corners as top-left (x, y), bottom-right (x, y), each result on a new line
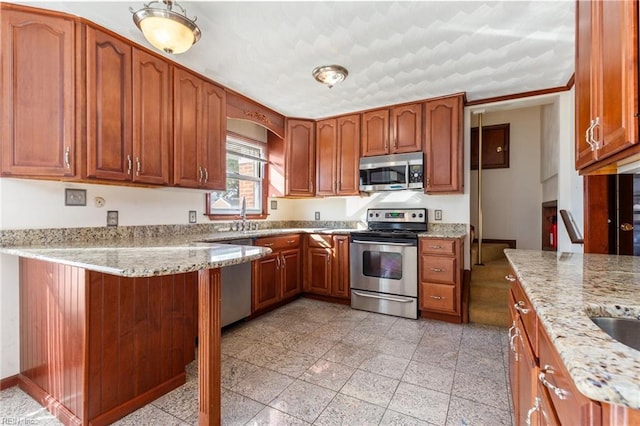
top-left (470, 106), bottom-right (543, 249)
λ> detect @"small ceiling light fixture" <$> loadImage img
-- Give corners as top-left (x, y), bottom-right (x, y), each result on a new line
top-left (312, 65), bottom-right (348, 88)
top-left (131, 0), bottom-right (201, 54)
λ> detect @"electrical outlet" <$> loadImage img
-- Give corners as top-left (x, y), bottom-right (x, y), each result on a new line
top-left (314, 211), bottom-right (320, 221)
top-left (106, 210), bottom-right (118, 227)
top-left (189, 210), bottom-right (197, 223)
top-left (65, 188), bottom-right (86, 206)
top-left (434, 209), bottom-right (443, 221)
top-left (270, 200), bottom-right (278, 210)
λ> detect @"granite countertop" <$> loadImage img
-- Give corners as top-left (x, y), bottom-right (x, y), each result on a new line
top-left (504, 249), bottom-right (640, 409)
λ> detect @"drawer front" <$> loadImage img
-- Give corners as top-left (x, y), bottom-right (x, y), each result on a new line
top-left (421, 256), bottom-right (456, 284)
top-left (420, 238), bottom-right (456, 256)
top-left (509, 273), bottom-right (537, 356)
top-left (306, 234), bottom-right (332, 248)
top-left (420, 283), bottom-right (456, 313)
top-left (538, 326), bottom-right (601, 425)
top-left (255, 234), bottom-right (300, 250)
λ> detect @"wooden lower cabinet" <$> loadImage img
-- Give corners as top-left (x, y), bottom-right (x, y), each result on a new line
top-left (18, 258), bottom-right (197, 425)
top-left (418, 237), bottom-right (464, 322)
top-left (303, 234), bottom-right (350, 300)
top-left (252, 235), bottom-right (301, 312)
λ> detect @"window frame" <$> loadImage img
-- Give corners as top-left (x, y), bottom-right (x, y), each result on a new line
top-left (205, 131), bottom-right (269, 220)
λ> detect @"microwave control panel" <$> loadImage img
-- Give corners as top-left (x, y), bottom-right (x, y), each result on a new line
top-left (408, 164), bottom-right (423, 184)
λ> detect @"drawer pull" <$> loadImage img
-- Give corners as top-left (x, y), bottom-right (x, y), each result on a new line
top-left (539, 365), bottom-right (568, 400)
top-left (429, 245), bottom-right (443, 249)
top-left (429, 295), bottom-right (445, 300)
top-left (525, 397), bottom-right (541, 426)
top-left (430, 267), bottom-right (445, 272)
top-left (263, 243), bottom-right (274, 247)
top-left (514, 301), bottom-right (530, 315)
top-left (505, 274), bottom-right (516, 282)
top-left (509, 324), bottom-right (520, 362)
top-left (287, 240), bottom-right (296, 244)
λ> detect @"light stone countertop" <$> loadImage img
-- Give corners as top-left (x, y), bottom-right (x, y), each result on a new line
top-left (504, 249), bottom-right (640, 409)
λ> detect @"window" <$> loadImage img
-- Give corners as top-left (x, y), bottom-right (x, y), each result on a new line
top-left (207, 133), bottom-right (266, 216)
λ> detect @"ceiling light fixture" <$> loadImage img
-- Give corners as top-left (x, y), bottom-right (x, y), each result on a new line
top-left (131, 0), bottom-right (201, 54)
top-left (312, 65), bottom-right (348, 88)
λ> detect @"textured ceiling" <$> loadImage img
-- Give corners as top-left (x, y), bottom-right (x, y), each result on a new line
top-left (20, 1), bottom-right (575, 119)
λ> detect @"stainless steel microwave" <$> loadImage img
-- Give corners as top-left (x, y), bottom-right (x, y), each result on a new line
top-left (359, 152), bottom-right (424, 192)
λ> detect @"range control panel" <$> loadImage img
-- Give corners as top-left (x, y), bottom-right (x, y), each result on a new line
top-left (367, 208), bottom-right (427, 224)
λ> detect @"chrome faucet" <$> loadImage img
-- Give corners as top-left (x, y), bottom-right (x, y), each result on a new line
top-left (240, 197), bottom-right (247, 231)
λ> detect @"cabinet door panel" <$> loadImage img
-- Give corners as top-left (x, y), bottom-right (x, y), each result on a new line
top-left (1, 9), bottom-right (76, 177)
top-left (391, 103), bottom-right (422, 153)
top-left (200, 82), bottom-right (226, 190)
top-left (316, 119), bottom-right (337, 196)
top-left (86, 28), bottom-right (132, 181)
top-left (305, 248), bottom-right (331, 295)
top-left (173, 69), bottom-right (201, 188)
top-left (515, 318), bottom-right (537, 426)
top-left (336, 115), bottom-right (360, 195)
top-left (421, 257), bottom-right (456, 284)
top-left (361, 109), bottom-right (389, 157)
top-left (419, 283), bottom-right (455, 313)
top-left (281, 249), bottom-right (301, 299)
top-left (132, 49), bottom-right (171, 185)
top-left (331, 235), bottom-right (350, 299)
top-left (252, 255), bottom-right (280, 312)
top-left (575, 0), bottom-right (596, 169)
top-left (285, 119), bottom-right (315, 196)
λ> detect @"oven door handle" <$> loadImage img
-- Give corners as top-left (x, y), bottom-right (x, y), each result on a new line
top-left (350, 240), bottom-right (416, 247)
top-left (352, 290), bottom-right (414, 303)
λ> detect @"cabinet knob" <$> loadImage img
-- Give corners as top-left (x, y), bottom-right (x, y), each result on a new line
top-left (505, 274), bottom-right (516, 282)
top-left (620, 223), bottom-right (634, 231)
top-left (514, 301), bottom-right (530, 315)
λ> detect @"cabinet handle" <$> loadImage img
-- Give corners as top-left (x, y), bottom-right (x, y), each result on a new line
top-left (429, 245), bottom-right (443, 249)
top-left (263, 243), bottom-right (274, 247)
top-left (429, 295), bottom-right (444, 300)
top-left (198, 167), bottom-right (204, 183)
top-left (204, 168), bottom-right (209, 183)
top-left (430, 267), bottom-right (445, 272)
top-left (525, 397), bottom-right (541, 426)
top-left (287, 240), bottom-right (296, 244)
top-left (426, 177), bottom-right (430, 187)
top-left (310, 180), bottom-right (314, 193)
top-left (505, 274), bottom-right (516, 282)
top-left (539, 365), bottom-right (569, 400)
top-left (585, 118), bottom-right (601, 152)
top-left (276, 256), bottom-right (280, 269)
top-left (508, 322), bottom-right (518, 359)
top-left (127, 155), bottom-right (132, 175)
top-left (64, 146), bottom-right (71, 169)
top-left (136, 157), bottom-right (141, 177)
top-left (514, 301), bottom-right (530, 315)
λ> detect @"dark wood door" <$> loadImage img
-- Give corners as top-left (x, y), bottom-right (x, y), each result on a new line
top-left (285, 119), bottom-right (315, 196)
top-left (391, 103), bottom-right (422, 153)
top-left (86, 28), bottom-right (132, 181)
top-left (281, 249), bottom-right (301, 299)
top-left (1, 8), bottom-right (76, 177)
top-left (173, 68), bottom-right (202, 188)
top-left (306, 247), bottom-right (332, 295)
top-left (336, 114), bottom-right (360, 195)
top-left (574, 0), bottom-right (596, 170)
top-left (252, 254), bottom-right (281, 311)
top-left (132, 48), bottom-right (171, 185)
top-left (316, 118), bottom-right (337, 196)
top-left (361, 109), bottom-right (389, 157)
top-left (424, 95), bottom-right (463, 193)
top-left (200, 81), bottom-right (226, 190)
top-left (331, 235), bottom-right (350, 299)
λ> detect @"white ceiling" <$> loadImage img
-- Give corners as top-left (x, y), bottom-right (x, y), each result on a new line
top-left (20, 1), bottom-right (575, 119)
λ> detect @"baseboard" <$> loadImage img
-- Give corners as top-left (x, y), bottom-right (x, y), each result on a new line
top-left (18, 375), bottom-right (82, 426)
top-left (472, 238), bottom-right (516, 249)
top-left (0, 374), bottom-right (19, 390)
top-left (419, 310), bottom-right (463, 324)
top-left (301, 293), bottom-right (350, 305)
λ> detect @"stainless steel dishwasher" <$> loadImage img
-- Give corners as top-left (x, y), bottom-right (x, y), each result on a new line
top-left (220, 238), bottom-right (253, 327)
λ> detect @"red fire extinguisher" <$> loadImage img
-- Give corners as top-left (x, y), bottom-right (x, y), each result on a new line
top-left (550, 215), bottom-right (558, 248)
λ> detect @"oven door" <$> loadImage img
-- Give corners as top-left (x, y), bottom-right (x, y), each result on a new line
top-left (349, 238), bottom-right (417, 297)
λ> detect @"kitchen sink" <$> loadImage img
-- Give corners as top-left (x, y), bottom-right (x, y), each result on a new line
top-left (590, 317), bottom-right (640, 351)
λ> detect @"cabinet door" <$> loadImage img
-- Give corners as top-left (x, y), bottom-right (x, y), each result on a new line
top-left (316, 118), bottom-right (337, 196)
top-left (132, 48), bottom-right (171, 185)
top-left (285, 119), bottom-right (315, 196)
top-left (1, 9), bottom-right (76, 177)
top-left (361, 109), bottom-right (389, 157)
top-left (281, 249), bottom-right (301, 299)
top-left (515, 318), bottom-right (538, 426)
top-left (86, 28), bottom-right (132, 181)
top-left (173, 68), bottom-right (202, 188)
top-left (331, 235), bottom-right (350, 299)
top-left (575, 0), bottom-right (597, 169)
top-left (200, 81), bottom-right (226, 190)
top-left (424, 95), bottom-right (463, 193)
top-left (305, 247), bottom-right (332, 295)
top-left (390, 103), bottom-right (422, 153)
top-left (252, 254), bottom-right (281, 312)
top-left (336, 115), bottom-right (360, 195)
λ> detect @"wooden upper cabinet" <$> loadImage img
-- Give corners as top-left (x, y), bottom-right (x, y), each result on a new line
top-left (285, 119), bottom-right (315, 196)
top-left (86, 28), bottom-right (132, 181)
top-left (424, 94), bottom-right (464, 194)
top-left (1, 6), bottom-right (76, 178)
top-left (336, 115), bottom-right (360, 195)
top-left (361, 104), bottom-right (421, 157)
top-left (390, 103), bottom-right (422, 154)
top-left (132, 49), bottom-right (172, 185)
top-left (361, 109), bottom-right (389, 157)
top-left (316, 119), bottom-right (337, 196)
top-left (173, 68), bottom-right (226, 190)
top-left (575, 0), bottom-right (638, 170)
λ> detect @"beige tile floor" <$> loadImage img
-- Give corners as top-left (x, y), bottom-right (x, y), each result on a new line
top-left (1, 298), bottom-right (513, 425)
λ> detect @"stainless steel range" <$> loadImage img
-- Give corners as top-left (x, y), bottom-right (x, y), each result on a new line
top-left (349, 208), bottom-right (427, 319)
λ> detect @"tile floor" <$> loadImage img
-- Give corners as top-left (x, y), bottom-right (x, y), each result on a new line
top-left (1, 298), bottom-right (514, 425)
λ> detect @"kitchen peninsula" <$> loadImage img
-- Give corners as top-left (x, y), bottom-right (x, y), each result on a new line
top-left (0, 233), bottom-right (272, 426)
top-left (504, 249), bottom-right (640, 424)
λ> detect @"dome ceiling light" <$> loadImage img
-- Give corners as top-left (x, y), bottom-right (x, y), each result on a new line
top-left (312, 65), bottom-right (348, 88)
top-left (131, 0), bottom-right (201, 54)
